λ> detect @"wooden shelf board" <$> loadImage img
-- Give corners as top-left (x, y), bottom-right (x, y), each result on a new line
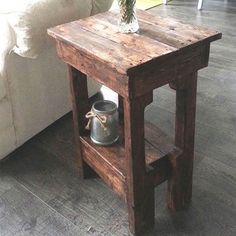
top-left (80, 121), bottom-right (182, 200)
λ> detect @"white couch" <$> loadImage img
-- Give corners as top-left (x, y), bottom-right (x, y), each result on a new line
top-left (0, 0), bottom-right (113, 160)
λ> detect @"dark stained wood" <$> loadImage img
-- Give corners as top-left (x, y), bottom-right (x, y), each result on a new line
top-left (92, 11), bottom-right (188, 49)
top-left (118, 95), bottom-right (124, 117)
top-left (56, 41), bottom-right (129, 97)
top-left (48, 8), bottom-right (221, 236)
top-left (136, 10), bottom-right (221, 45)
top-left (145, 121), bottom-right (182, 156)
top-left (167, 72), bottom-right (198, 210)
top-left (48, 10), bottom-right (221, 99)
top-left (48, 18), bottom-right (175, 76)
top-left (67, 66), bottom-right (96, 178)
top-left (123, 93), bottom-right (154, 235)
top-left (1, 1), bottom-right (235, 235)
top-left (130, 43), bottom-right (210, 97)
top-left (87, 10), bottom-right (220, 49)
top-left (73, 14), bottom-right (176, 57)
top-left (80, 135), bottom-right (126, 200)
top-left (80, 120), bottom-right (181, 201)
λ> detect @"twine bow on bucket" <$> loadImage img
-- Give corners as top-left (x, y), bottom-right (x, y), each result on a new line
top-left (85, 111), bottom-right (107, 131)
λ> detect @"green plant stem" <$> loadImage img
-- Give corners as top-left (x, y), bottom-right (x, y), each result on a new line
top-left (118, 0), bottom-right (136, 24)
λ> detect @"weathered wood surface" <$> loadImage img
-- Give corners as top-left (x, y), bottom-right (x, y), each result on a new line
top-left (80, 120), bottom-right (181, 202)
top-left (48, 10), bottom-right (221, 73)
top-left (0, 169), bottom-right (85, 236)
top-left (47, 6), bottom-right (222, 236)
top-left (168, 72), bottom-right (198, 210)
top-left (1, 1), bottom-right (235, 235)
top-left (131, 43), bottom-right (210, 97)
top-left (48, 9), bottom-right (221, 98)
top-left (123, 93), bottom-right (154, 235)
top-left (68, 66), bottom-right (97, 179)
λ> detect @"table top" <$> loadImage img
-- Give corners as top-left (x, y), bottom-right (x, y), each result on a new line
top-left (48, 10), bottom-right (221, 76)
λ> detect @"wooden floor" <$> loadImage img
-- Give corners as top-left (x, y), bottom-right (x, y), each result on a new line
top-left (1, 0), bottom-right (236, 235)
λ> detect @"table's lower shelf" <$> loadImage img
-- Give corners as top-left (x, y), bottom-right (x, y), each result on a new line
top-left (80, 121), bottom-right (182, 201)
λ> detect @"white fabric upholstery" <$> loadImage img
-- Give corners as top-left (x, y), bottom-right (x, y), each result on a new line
top-left (1, 0), bottom-right (113, 58)
top-left (6, 49), bottom-right (71, 146)
top-left (0, 17), bottom-right (15, 100)
top-left (6, 49), bottom-right (101, 146)
top-left (91, 0), bottom-right (113, 15)
top-left (0, 17), bottom-right (17, 158)
top-left (0, 0), bottom-right (113, 160)
top-left (0, 75), bottom-right (6, 101)
top-left (0, 124), bottom-right (16, 159)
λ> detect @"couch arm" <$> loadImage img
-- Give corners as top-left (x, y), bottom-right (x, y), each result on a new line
top-left (0, 16), bottom-right (16, 100)
top-left (1, 0), bottom-right (109, 59)
top-left (0, 16), bottom-right (16, 71)
top-left (91, 0), bottom-right (114, 15)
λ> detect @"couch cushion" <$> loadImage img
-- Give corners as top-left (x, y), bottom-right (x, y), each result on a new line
top-left (0, 126), bottom-right (16, 160)
top-left (0, 78), bottom-right (6, 101)
top-left (0, 73), bottom-right (16, 160)
top-left (91, 0), bottom-right (113, 15)
top-left (0, 0), bottom-right (94, 58)
top-left (0, 99), bottom-right (15, 135)
top-left (0, 16), bottom-right (16, 101)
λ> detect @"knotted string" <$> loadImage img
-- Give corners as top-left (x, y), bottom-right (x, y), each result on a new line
top-left (85, 111), bottom-right (107, 130)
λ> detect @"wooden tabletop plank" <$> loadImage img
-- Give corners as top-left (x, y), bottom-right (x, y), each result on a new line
top-left (89, 10), bottom-right (221, 48)
top-left (48, 9), bottom-right (221, 75)
top-left (48, 23), bottom-right (152, 74)
top-left (94, 11), bottom-right (190, 49)
top-left (137, 10), bottom-right (222, 44)
top-left (76, 13), bottom-right (177, 57)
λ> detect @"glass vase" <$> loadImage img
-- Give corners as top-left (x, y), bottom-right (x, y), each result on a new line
top-left (118, 0), bottom-right (139, 33)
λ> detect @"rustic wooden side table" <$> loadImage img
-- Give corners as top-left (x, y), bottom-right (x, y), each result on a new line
top-left (48, 10), bottom-right (221, 236)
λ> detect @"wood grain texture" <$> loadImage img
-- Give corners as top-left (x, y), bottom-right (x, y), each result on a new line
top-left (123, 94), bottom-right (154, 235)
top-left (1, 1), bottom-right (232, 236)
top-left (1, 111), bottom-right (235, 236)
top-left (168, 72), bottom-right (198, 210)
top-left (80, 120), bottom-right (181, 201)
top-left (48, 10), bottom-right (221, 74)
top-left (56, 41), bottom-right (129, 97)
top-left (48, 9), bottom-right (221, 99)
top-left (47, 5), bottom-right (222, 235)
top-left (68, 66), bottom-right (96, 178)
top-left (0, 168), bottom-right (84, 236)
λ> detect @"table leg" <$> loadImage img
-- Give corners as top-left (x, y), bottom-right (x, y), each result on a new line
top-left (167, 72), bottom-right (197, 210)
top-left (118, 95), bottom-right (124, 118)
top-left (123, 93), bottom-right (154, 235)
top-left (118, 95), bottom-right (125, 145)
top-left (68, 66), bottom-right (96, 178)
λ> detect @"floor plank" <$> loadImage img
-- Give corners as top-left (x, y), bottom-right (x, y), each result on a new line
top-left (0, 170), bottom-right (84, 236)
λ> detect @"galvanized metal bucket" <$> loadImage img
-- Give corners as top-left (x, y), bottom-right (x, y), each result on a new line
top-left (86, 100), bottom-right (119, 146)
